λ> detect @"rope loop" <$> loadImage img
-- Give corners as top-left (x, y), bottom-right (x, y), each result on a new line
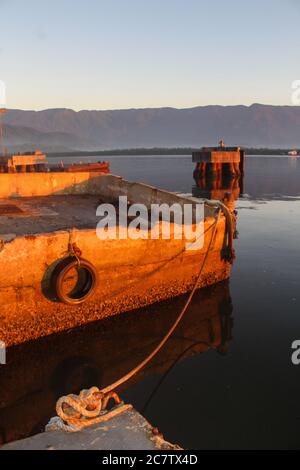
top-left (49, 387), bottom-right (131, 432)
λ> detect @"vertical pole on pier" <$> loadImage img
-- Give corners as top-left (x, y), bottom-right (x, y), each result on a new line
top-left (0, 108), bottom-right (7, 158)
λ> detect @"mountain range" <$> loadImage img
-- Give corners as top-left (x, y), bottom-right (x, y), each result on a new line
top-left (2, 104), bottom-right (300, 152)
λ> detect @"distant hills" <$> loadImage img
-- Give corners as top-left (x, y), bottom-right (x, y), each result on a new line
top-left (2, 104), bottom-right (300, 152)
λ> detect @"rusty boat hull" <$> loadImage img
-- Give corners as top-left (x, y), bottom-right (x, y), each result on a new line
top-left (0, 172), bottom-right (233, 346)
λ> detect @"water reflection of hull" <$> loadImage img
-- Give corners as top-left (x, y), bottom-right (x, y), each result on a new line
top-left (0, 280), bottom-right (233, 445)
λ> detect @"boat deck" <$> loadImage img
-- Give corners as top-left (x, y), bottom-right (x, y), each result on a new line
top-left (0, 195), bottom-right (104, 237)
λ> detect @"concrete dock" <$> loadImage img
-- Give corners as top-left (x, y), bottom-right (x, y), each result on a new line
top-left (1, 408), bottom-right (181, 450)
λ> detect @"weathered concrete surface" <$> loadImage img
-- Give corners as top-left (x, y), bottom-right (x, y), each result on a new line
top-left (1, 409), bottom-right (181, 450)
top-left (0, 173), bottom-right (232, 346)
top-left (0, 195), bottom-right (102, 236)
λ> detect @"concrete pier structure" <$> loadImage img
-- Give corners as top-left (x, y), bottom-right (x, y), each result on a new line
top-left (192, 144), bottom-right (245, 179)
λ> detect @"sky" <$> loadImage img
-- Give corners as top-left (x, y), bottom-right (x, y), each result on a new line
top-left (0, 0), bottom-right (299, 111)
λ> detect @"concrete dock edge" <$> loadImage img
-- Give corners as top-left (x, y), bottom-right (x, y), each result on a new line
top-left (1, 408), bottom-right (182, 451)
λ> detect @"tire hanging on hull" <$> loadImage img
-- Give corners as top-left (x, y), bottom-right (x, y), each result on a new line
top-left (51, 257), bottom-right (97, 305)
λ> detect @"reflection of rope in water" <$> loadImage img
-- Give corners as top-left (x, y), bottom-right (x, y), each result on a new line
top-left (141, 339), bottom-right (214, 414)
top-left (141, 309), bottom-right (233, 413)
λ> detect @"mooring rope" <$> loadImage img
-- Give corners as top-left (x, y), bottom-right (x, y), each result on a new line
top-left (101, 209), bottom-right (222, 395)
top-left (48, 200), bottom-right (235, 432)
top-left (205, 199), bottom-right (235, 263)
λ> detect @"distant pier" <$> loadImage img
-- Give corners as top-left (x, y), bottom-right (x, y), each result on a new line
top-left (192, 142), bottom-right (245, 179)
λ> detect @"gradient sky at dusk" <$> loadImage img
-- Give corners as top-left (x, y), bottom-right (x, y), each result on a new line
top-left (0, 0), bottom-right (299, 110)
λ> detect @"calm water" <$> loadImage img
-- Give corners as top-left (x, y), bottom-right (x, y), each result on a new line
top-left (1, 155), bottom-right (300, 449)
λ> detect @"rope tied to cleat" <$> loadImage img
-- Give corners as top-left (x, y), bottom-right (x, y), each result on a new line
top-left (47, 387), bottom-right (132, 433)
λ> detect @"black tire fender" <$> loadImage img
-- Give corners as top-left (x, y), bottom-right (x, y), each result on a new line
top-left (51, 257), bottom-right (97, 305)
